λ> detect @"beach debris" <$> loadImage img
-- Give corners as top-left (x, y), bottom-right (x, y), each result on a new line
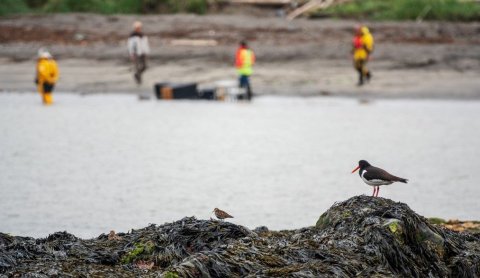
top-left (73, 33), bottom-right (86, 41)
top-left (429, 218), bottom-right (480, 234)
top-left (443, 220), bottom-right (480, 233)
top-left (0, 196), bottom-right (479, 277)
top-left (170, 39), bottom-right (218, 46)
top-left (287, 0), bottom-right (335, 20)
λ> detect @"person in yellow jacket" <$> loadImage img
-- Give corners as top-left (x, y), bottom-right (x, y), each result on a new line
top-left (235, 41), bottom-right (256, 100)
top-left (352, 26), bottom-right (374, 86)
top-left (35, 49), bottom-right (59, 105)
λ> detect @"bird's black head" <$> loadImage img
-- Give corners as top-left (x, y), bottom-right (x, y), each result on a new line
top-left (352, 160), bottom-right (371, 174)
top-left (358, 160), bottom-right (371, 169)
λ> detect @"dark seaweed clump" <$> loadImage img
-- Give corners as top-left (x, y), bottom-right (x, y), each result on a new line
top-left (1, 195), bottom-right (479, 277)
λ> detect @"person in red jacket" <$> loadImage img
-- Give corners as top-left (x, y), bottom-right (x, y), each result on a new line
top-left (352, 26), bottom-right (374, 86)
top-left (235, 41), bottom-right (256, 100)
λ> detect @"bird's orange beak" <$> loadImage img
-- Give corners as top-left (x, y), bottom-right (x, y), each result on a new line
top-left (351, 165), bottom-right (360, 173)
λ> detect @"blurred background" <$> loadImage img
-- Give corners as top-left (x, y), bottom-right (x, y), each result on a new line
top-left (0, 0), bottom-right (479, 238)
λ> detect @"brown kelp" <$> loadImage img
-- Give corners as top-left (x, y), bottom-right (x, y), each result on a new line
top-left (1, 196), bottom-right (479, 277)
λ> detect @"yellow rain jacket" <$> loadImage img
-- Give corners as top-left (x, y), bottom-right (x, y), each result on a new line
top-left (36, 58), bottom-right (59, 92)
top-left (353, 26), bottom-right (374, 61)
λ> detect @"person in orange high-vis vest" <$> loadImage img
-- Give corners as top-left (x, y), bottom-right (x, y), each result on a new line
top-left (35, 48), bottom-right (59, 105)
top-left (352, 26), bottom-right (374, 86)
top-left (235, 41), bottom-right (255, 100)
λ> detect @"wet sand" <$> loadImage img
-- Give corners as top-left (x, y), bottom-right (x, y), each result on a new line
top-left (1, 57), bottom-right (479, 99)
top-left (1, 14), bottom-right (479, 98)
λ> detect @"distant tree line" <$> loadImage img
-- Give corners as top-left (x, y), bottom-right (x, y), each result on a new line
top-left (0, 0), bottom-right (211, 16)
top-left (1, 0), bottom-right (479, 21)
top-left (320, 0), bottom-right (480, 21)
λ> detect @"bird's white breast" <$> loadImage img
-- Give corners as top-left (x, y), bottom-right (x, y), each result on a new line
top-left (361, 170), bottom-right (393, 186)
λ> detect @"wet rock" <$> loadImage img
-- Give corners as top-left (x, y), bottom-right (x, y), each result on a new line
top-left (1, 196), bottom-right (479, 277)
top-left (314, 196), bottom-right (473, 277)
top-left (46, 268), bottom-right (59, 276)
top-left (22, 274), bottom-right (49, 278)
top-left (253, 226), bottom-right (269, 234)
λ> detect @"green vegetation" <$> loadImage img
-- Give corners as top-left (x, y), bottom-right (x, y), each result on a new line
top-left (315, 212), bottom-right (331, 229)
top-left (121, 241), bottom-right (155, 264)
top-left (0, 0), bottom-right (210, 16)
top-left (41, 0), bottom-right (143, 14)
top-left (1, 0), bottom-right (479, 20)
top-left (319, 0), bottom-right (480, 21)
top-left (428, 217), bottom-right (446, 225)
top-left (164, 272), bottom-right (180, 278)
top-left (161, 0), bottom-right (209, 14)
top-left (0, 0), bottom-right (30, 16)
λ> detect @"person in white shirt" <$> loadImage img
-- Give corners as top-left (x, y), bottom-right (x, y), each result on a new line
top-left (127, 21), bottom-right (150, 85)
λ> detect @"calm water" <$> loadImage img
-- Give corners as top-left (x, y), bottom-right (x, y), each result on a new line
top-left (1, 93), bottom-right (479, 238)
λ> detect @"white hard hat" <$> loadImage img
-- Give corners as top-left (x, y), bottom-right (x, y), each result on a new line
top-left (38, 48), bottom-right (52, 59)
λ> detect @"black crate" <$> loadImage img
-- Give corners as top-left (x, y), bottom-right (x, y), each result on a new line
top-left (154, 83), bottom-right (198, 100)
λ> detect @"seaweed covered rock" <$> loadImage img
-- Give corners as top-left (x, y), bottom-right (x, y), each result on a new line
top-left (315, 196), bottom-right (480, 277)
top-left (1, 196), bottom-right (479, 277)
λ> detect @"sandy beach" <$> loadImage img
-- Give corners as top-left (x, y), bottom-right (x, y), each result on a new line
top-left (1, 13), bottom-right (479, 98)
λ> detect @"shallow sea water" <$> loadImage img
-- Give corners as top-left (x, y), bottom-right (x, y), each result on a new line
top-left (0, 93), bottom-right (479, 238)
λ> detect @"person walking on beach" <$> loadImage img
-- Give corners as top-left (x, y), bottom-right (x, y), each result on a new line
top-left (127, 21), bottom-right (150, 85)
top-left (35, 48), bottom-right (59, 105)
top-left (352, 26), bottom-right (374, 86)
top-left (235, 41), bottom-right (256, 100)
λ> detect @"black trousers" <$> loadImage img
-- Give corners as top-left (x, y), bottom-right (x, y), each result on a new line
top-left (133, 55), bottom-right (147, 83)
top-left (43, 82), bottom-right (55, 93)
top-left (354, 58), bottom-right (370, 85)
top-left (239, 75), bottom-right (252, 100)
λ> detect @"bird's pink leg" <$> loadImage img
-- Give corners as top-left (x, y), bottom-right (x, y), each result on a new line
top-left (372, 187), bottom-right (375, 196)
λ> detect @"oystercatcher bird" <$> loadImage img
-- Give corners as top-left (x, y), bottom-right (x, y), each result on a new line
top-left (213, 208), bottom-right (234, 221)
top-left (352, 160), bottom-right (408, 197)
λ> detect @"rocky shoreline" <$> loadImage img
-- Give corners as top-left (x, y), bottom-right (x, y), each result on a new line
top-left (1, 196), bottom-right (479, 277)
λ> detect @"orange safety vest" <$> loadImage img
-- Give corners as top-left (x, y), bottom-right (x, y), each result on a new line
top-left (235, 47), bottom-right (255, 76)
